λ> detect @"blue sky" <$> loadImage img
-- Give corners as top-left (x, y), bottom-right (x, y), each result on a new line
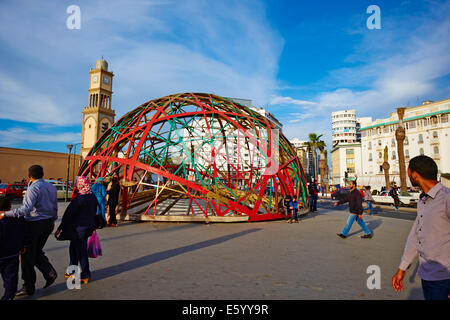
top-left (0, 0), bottom-right (449, 154)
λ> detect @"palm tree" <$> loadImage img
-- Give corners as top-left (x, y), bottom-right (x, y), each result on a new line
top-left (305, 133), bottom-right (325, 182)
top-left (396, 108), bottom-right (407, 194)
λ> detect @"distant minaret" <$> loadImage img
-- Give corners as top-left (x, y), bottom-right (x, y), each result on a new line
top-left (80, 58), bottom-right (116, 159)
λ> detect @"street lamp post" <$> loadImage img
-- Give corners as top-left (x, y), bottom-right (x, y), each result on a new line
top-left (66, 144), bottom-right (73, 202)
top-left (71, 143), bottom-right (81, 186)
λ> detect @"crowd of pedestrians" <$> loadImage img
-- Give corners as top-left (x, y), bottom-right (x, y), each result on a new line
top-left (1, 155), bottom-right (448, 300)
top-left (0, 165), bottom-right (123, 299)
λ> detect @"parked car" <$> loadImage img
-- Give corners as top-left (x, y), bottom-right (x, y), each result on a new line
top-left (372, 191), bottom-right (419, 207)
top-left (54, 184), bottom-right (73, 200)
top-left (331, 187), bottom-right (350, 200)
top-left (0, 184), bottom-right (27, 199)
top-left (22, 181), bottom-right (72, 200)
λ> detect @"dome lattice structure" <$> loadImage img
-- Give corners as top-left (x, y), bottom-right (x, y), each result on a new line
top-left (79, 93), bottom-right (309, 222)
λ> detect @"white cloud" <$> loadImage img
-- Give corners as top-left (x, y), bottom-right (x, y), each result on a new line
top-left (270, 96), bottom-right (317, 106)
top-left (0, 0), bottom-right (283, 126)
top-left (278, 2), bottom-right (450, 153)
top-left (0, 72), bottom-right (76, 125)
top-left (0, 127), bottom-right (80, 146)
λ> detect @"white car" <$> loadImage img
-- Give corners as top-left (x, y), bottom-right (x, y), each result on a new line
top-left (23, 181), bottom-right (73, 200)
top-left (53, 184), bottom-right (73, 200)
top-left (372, 191), bottom-right (419, 207)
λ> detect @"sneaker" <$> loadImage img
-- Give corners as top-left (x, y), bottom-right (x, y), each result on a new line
top-left (337, 233), bottom-right (347, 239)
top-left (361, 233), bottom-right (373, 239)
top-left (15, 287), bottom-right (34, 297)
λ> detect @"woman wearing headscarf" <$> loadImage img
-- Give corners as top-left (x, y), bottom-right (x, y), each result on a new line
top-left (91, 177), bottom-right (107, 221)
top-left (54, 176), bottom-right (97, 284)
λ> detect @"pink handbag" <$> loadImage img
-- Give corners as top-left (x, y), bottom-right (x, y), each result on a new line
top-left (87, 230), bottom-right (102, 258)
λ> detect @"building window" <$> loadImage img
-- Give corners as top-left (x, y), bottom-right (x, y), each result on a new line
top-left (347, 167), bottom-right (355, 173)
top-left (434, 146), bottom-right (439, 154)
top-left (423, 118), bottom-right (428, 126)
top-left (430, 116), bottom-right (438, 125)
top-left (392, 151), bottom-right (396, 160)
top-left (346, 149), bottom-right (354, 155)
top-left (442, 114), bottom-right (448, 123)
top-left (404, 136), bottom-right (409, 145)
top-left (419, 148), bottom-right (424, 155)
top-left (418, 134), bottom-right (423, 143)
top-left (368, 142), bottom-right (372, 150)
top-left (383, 126), bottom-right (389, 133)
top-left (347, 158), bottom-right (354, 164)
top-left (378, 140), bottom-right (382, 146)
top-left (379, 165), bottom-right (383, 173)
top-left (433, 131), bottom-right (438, 138)
top-left (391, 138), bottom-right (396, 147)
top-left (409, 121), bottom-right (416, 129)
top-left (379, 152), bottom-right (382, 159)
top-left (369, 153), bottom-right (373, 161)
top-left (405, 149), bottom-right (409, 159)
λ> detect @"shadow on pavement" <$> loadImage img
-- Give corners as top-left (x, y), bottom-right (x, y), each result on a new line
top-left (407, 287), bottom-right (424, 300)
top-left (23, 227), bottom-right (262, 300)
top-left (347, 219), bottom-right (383, 237)
top-left (45, 223), bottom-right (203, 253)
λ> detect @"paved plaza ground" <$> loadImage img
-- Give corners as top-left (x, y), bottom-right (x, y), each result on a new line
top-left (4, 199), bottom-right (423, 300)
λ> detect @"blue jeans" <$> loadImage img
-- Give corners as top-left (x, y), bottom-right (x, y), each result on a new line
top-left (309, 196), bottom-right (317, 211)
top-left (363, 201), bottom-right (373, 215)
top-left (292, 208), bottom-right (298, 221)
top-left (341, 214), bottom-right (371, 236)
top-left (421, 279), bottom-right (450, 300)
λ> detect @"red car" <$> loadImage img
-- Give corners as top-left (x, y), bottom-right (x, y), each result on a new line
top-left (0, 184), bottom-right (27, 199)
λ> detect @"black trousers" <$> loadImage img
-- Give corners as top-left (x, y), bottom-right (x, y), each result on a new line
top-left (108, 202), bottom-right (118, 224)
top-left (0, 255), bottom-right (19, 300)
top-left (392, 195), bottom-right (400, 207)
top-left (22, 219), bottom-right (57, 293)
top-left (69, 237), bottom-right (91, 279)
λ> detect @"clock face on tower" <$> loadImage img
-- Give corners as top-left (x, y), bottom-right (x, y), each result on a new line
top-left (103, 75), bottom-right (110, 85)
top-left (92, 75), bottom-right (98, 83)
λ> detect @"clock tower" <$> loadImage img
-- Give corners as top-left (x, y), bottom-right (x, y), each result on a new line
top-left (81, 58), bottom-right (116, 159)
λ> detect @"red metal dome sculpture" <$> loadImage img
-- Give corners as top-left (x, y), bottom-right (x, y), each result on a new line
top-left (79, 93), bottom-right (308, 222)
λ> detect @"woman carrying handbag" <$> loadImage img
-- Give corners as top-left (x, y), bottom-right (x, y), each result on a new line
top-left (55, 176), bottom-right (97, 284)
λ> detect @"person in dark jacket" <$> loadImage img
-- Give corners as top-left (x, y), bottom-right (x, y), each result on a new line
top-left (389, 185), bottom-right (400, 211)
top-left (0, 197), bottom-right (26, 300)
top-left (309, 182), bottom-right (319, 212)
top-left (55, 176), bottom-right (97, 284)
top-left (287, 196), bottom-right (300, 223)
top-left (107, 176), bottom-right (121, 227)
top-left (334, 180), bottom-right (372, 239)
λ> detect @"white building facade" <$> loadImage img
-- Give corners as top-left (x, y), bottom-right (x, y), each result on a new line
top-left (358, 99), bottom-right (450, 189)
top-left (331, 110), bottom-right (372, 185)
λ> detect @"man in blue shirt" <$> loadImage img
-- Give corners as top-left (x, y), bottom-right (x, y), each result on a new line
top-left (0, 165), bottom-right (58, 296)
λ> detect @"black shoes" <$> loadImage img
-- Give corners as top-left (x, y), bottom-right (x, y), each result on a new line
top-left (15, 287), bottom-right (34, 297)
top-left (337, 233), bottom-right (347, 239)
top-left (361, 233), bottom-right (373, 239)
top-left (43, 272), bottom-right (58, 289)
